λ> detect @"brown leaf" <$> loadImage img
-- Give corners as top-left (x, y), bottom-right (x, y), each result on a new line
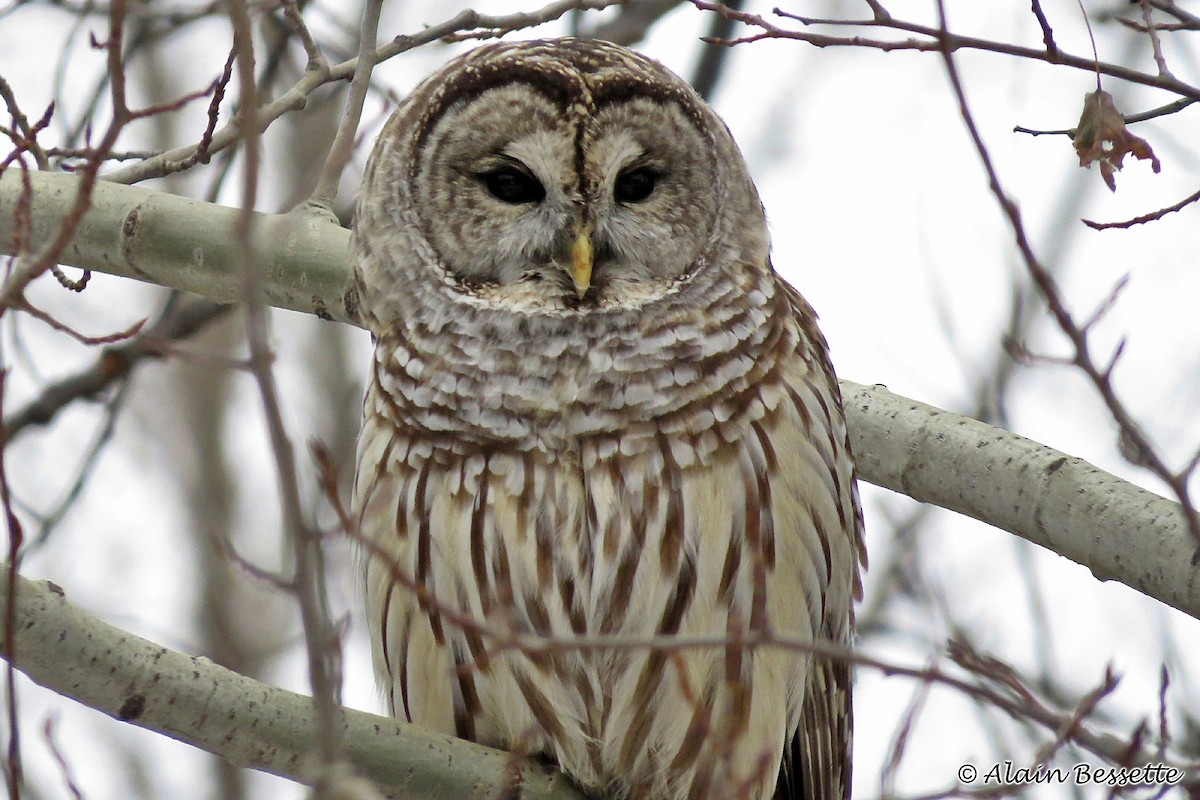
top-left (1072, 90), bottom-right (1162, 192)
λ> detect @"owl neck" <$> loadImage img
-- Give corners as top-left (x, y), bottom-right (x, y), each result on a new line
top-left (367, 262), bottom-right (800, 454)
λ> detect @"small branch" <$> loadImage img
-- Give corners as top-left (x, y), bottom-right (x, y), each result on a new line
top-left (1139, 0), bottom-right (1174, 79)
top-left (1, 372), bottom-right (24, 800)
top-left (685, 2), bottom-right (1200, 101)
top-left (228, 0), bottom-right (348, 793)
top-left (0, 75), bottom-right (51, 170)
top-left (1083, 186), bottom-right (1200, 230)
top-left (3, 297), bottom-right (231, 443)
top-left (1146, 0), bottom-right (1200, 26)
top-left (9, 298), bottom-right (144, 345)
top-left (102, 0), bottom-right (629, 185)
top-left (1029, 0), bottom-right (1058, 55)
top-left (1071, 0), bottom-right (1101, 90)
top-left (308, 0), bottom-right (383, 214)
top-left (1013, 96), bottom-right (1197, 137)
top-left (41, 716), bottom-right (84, 800)
top-left (1116, 16), bottom-right (1196, 33)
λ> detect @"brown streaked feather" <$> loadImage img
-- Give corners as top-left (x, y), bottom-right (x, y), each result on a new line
top-left (777, 653), bottom-right (853, 800)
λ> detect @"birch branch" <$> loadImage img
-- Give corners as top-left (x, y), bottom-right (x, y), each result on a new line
top-left (0, 569), bottom-right (584, 800)
top-left (0, 170), bottom-right (355, 324)
top-left (0, 169), bottom-right (1195, 622)
top-left (840, 381), bottom-right (1198, 620)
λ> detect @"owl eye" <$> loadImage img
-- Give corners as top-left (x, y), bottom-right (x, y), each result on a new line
top-left (478, 167), bottom-right (546, 204)
top-left (614, 167), bottom-right (659, 203)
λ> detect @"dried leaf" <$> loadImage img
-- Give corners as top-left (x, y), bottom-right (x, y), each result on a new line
top-left (1073, 90), bottom-right (1161, 192)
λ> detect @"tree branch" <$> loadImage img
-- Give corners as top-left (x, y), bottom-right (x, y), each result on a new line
top-left (840, 381), bottom-right (1198, 621)
top-left (0, 569), bottom-right (585, 800)
top-left (0, 170), bottom-right (355, 323)
top-left (2, 169), bottom-right (1194, 619)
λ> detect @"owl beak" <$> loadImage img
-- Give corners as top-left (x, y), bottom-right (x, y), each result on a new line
top-left (569, 223), bottom-right (593, 299)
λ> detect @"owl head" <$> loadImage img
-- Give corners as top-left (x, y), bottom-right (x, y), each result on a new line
top-left (351, 38), bottom-right (769, 329)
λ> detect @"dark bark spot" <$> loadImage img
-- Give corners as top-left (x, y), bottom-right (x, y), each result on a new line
top-left (118, 694), bottom-right (146, 721)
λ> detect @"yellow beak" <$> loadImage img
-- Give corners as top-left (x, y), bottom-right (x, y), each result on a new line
top-left (569, 223), bottom-right (593, 299)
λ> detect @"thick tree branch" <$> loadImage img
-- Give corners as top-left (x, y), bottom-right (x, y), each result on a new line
top-left (0, 170), bottom-right (355, 323)
top-left (841, 382), bottom-right (1198, 621)
top-left (1, 170), bottom-right (1195, 622)
top-left (0, 570), bottom-right (584, 800)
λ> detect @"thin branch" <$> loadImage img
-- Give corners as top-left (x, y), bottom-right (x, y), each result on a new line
top-left (41, 717), bottom-right (83, 800)
top-left (1139, 0), bottom-right (1174, 78)
top-left (1013, 96), bottom-right (1196, 136)
top-left (1, 371), bottom-right (23, 800)
top-left (1083, 185), bottom-right (1200, 229)
top-left (102, 0), bottom-right (629, 186)
top-left (1072, 0), bottom-right (1101, 90)
top-left (308, 0), bottom-right (383, 214)
top-left (1029, 0), bottom-right (1058, 55)
top-left (3, 297), bottom-right (231, 443)
top-left (685, 2), bottom-right (1200, 101)
top-left (227, 0), bottom-right (349, 794)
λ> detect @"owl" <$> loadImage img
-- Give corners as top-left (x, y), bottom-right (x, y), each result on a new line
top-left (350, 38), bottom-right (865, 800)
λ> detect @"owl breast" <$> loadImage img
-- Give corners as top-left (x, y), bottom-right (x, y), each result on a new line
top-left (354, 274), bottom-right (857, 799)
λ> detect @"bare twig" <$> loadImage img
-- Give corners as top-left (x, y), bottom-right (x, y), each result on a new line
top-left (1030, 666), bottom-right (1121, 766)
top-left (0, 0), bottom-right (218, 310)
top-left (1072, 0), bottom-right (1102, 90)
top-left (1139, 0), bottom-right (1174, 78)
top-left (1013, 96), bottom-right (1196, 136)
top-left (41, 716), bottom-right (84, 800)
top-left (0, 76), bottom-right (51, 171)
top-left (1083, 185), bottom-right (1200, 230)
top-left (686, 2), bottom-right (1200, 101)
top-left (1029, 0), bottom-right (1058, 55)
top-left (227, 1), bottom-right (346, 792)
top-left (879, 663), bottom-right (936, 795)
top-left (103, 0), bottom-right (629, 186)
top-left (3, 297), bottom-right (231, 443)
top-left (8, 298), bottom-right (145, 345)
top-left (1, 367), bottom-right (23, 799)
top-left (308, 0), bottom-right (383, 214)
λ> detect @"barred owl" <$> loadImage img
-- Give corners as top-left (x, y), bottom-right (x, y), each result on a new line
top-left (351, 38), bottom-right (865, 800)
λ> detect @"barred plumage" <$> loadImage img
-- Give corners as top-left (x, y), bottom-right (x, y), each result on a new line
top-left (351, 39), bottom-right (865, 800)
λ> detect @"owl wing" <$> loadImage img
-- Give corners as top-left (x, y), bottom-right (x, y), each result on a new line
top-left (776, 655), bottom-right (853, 800)
top-left (771, 274), bottom-right (863, 800)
